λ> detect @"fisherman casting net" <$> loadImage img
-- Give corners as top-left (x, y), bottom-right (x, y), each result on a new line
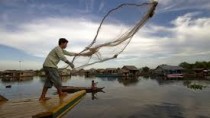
top-left (66, 0), bottom-right (158, 70)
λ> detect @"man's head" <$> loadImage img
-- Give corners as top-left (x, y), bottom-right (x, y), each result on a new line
top-left (59, 38), bottom-right (68, 49)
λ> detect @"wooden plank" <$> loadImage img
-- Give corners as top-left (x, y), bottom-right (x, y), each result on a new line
top-left (0, 90), bottom-right (86, 118)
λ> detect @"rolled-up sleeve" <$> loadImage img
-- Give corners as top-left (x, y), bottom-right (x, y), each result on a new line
top-left (55, 47), bottom-right (68, 62)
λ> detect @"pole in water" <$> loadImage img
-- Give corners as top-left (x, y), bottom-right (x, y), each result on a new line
top-left (19, 60), bottom-right (22, 70)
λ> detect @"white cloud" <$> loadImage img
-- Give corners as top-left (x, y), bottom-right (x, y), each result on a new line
top-left (157, 0), bottom-right (210, 13)
top-left (86, 12), bottom-right (210, 68)
top-left (0, 17), bottom-right (99, 57)
top-left (0, 12), bottom-right (210, 69)
top-left (129, 12), bottom-right (210, 66)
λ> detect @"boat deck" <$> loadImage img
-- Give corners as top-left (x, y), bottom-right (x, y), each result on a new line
top-left (0, 90), bottom-right (86, 118)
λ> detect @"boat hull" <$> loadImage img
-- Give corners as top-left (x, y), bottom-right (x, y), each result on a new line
top-left (62, 86), bottom-right (104, 93)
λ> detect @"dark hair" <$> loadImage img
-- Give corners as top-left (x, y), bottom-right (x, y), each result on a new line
top-left (58, 38), bottom-right (68, 45)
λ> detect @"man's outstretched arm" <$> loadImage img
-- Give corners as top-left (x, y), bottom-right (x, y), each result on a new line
top-left (63, 50), bottom-right (94, 57)
top-left (56, 48), bottom-right (74, 68)
top-left (63, 50), bottom-right (77, 56)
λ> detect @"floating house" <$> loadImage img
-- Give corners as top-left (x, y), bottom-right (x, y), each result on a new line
top-left (19, 70), bottom-right (35, 77)
top-left (1, 70), bottom-right (35, 81)
top-left (105, 68), bottom-right (118, 74)
top-left (2, 70), bottom-right (19, 79)
top-left (95, 66), bottom-right (139, 77)
top-left (205, 69), bottom-right (210, 79)
top-left (95, 69), bottom-right (105, 74)
top-left (192, 68), bottom-right (210, 78)
top-left (154, 65), bottom-right (184, 79)
top-left (95, 68), bottom-right (119, 77)
top-left (121, 66), bottom-right (139, 77)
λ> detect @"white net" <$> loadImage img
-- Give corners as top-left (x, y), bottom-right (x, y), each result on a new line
top-left (67, 1), bottom-right (158, 70)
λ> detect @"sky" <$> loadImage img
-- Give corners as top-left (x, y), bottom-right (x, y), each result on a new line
top-left (0, 0), bottom-right (210, 71)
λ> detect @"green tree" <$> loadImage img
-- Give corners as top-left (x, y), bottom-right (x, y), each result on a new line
top-left (142, 66), bottom-right (150, 73)
top-left (179, 62), bottom-right (192, 69)
top-left (207, 61), bottom-right (210, 68)
top-left (179, 61), bottom-right (210, 69)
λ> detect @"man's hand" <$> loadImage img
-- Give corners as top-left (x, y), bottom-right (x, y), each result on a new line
top-left (69, 63), bottom-right (74, 69)
top-left (65, 60), bottom-right (75, 69)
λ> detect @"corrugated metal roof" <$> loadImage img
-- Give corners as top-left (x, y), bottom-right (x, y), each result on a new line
top-left (157, 65), bottom-right (184, 70)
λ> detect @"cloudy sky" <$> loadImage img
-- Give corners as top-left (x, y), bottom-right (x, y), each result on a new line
top-left (0, 0), bottom-right (210, 70)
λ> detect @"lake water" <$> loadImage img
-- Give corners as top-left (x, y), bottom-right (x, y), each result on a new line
top-left (0, 76), bottom-right (210, 118)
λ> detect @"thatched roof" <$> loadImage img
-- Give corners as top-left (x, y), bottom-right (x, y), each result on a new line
top-left (122, 66), bottom-right (138, 71)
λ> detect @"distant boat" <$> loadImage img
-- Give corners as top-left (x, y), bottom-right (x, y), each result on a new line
top-left (5, 85), bottom-right (12, 88)
top-left (166, 74), bottom-right (184, 78)
top-left (62, 80), bottom-right (105, 93)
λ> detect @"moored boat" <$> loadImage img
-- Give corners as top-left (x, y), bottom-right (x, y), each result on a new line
top-left (62, 86), bottom-right (105, 93)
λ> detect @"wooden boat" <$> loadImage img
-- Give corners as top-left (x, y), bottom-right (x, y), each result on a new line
top-left (62, 86), bottom-right (105, 93)
top-left (62, 80), bottom-right (105, 93)
top-left (0, 90), bottom-right (86, 118)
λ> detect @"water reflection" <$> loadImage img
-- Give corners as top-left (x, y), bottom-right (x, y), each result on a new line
top-left (151, 76), bottom-right (210, 90)
top-left (96, 76), bottom-right (140, 86)
top-left (1, 76), bottom-right (210, 118)
top-left (98, 76), bottom-right (117, 81)
top-left (0, 77), bottom-right (34, 89)
top-left (1, 77), bottom-right (33, 83)
top-left (183, 80), bottom-right (208, 90)
top-left (98, 76), bottom-right (210, 90)
top-left (117, 77), bottom-right (139, 86)
top-left (65, 77), bottom-right (210, 118)
top-left (91, 92), bottom-right (102, 100)
top-left (130, 103), bottom-right (184, 118)
top-left (38, 76), bottom-right (46, 83)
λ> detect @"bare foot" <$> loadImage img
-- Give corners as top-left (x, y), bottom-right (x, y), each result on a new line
top-left (39, 97), bottom-right (51, 102)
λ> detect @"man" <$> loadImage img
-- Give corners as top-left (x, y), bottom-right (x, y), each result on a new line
top-left (39, 38), bottom-right (91, 101)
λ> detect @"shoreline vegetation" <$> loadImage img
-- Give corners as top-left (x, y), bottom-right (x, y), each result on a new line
top-left (0, 61), bottom-right (210, 82)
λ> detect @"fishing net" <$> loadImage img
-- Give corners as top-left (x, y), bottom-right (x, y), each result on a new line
top-left (67, 1), bottom-right (158, 70)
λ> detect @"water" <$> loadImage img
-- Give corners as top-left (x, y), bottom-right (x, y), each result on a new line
top-left (0, 76), bottom-right (210, 118)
